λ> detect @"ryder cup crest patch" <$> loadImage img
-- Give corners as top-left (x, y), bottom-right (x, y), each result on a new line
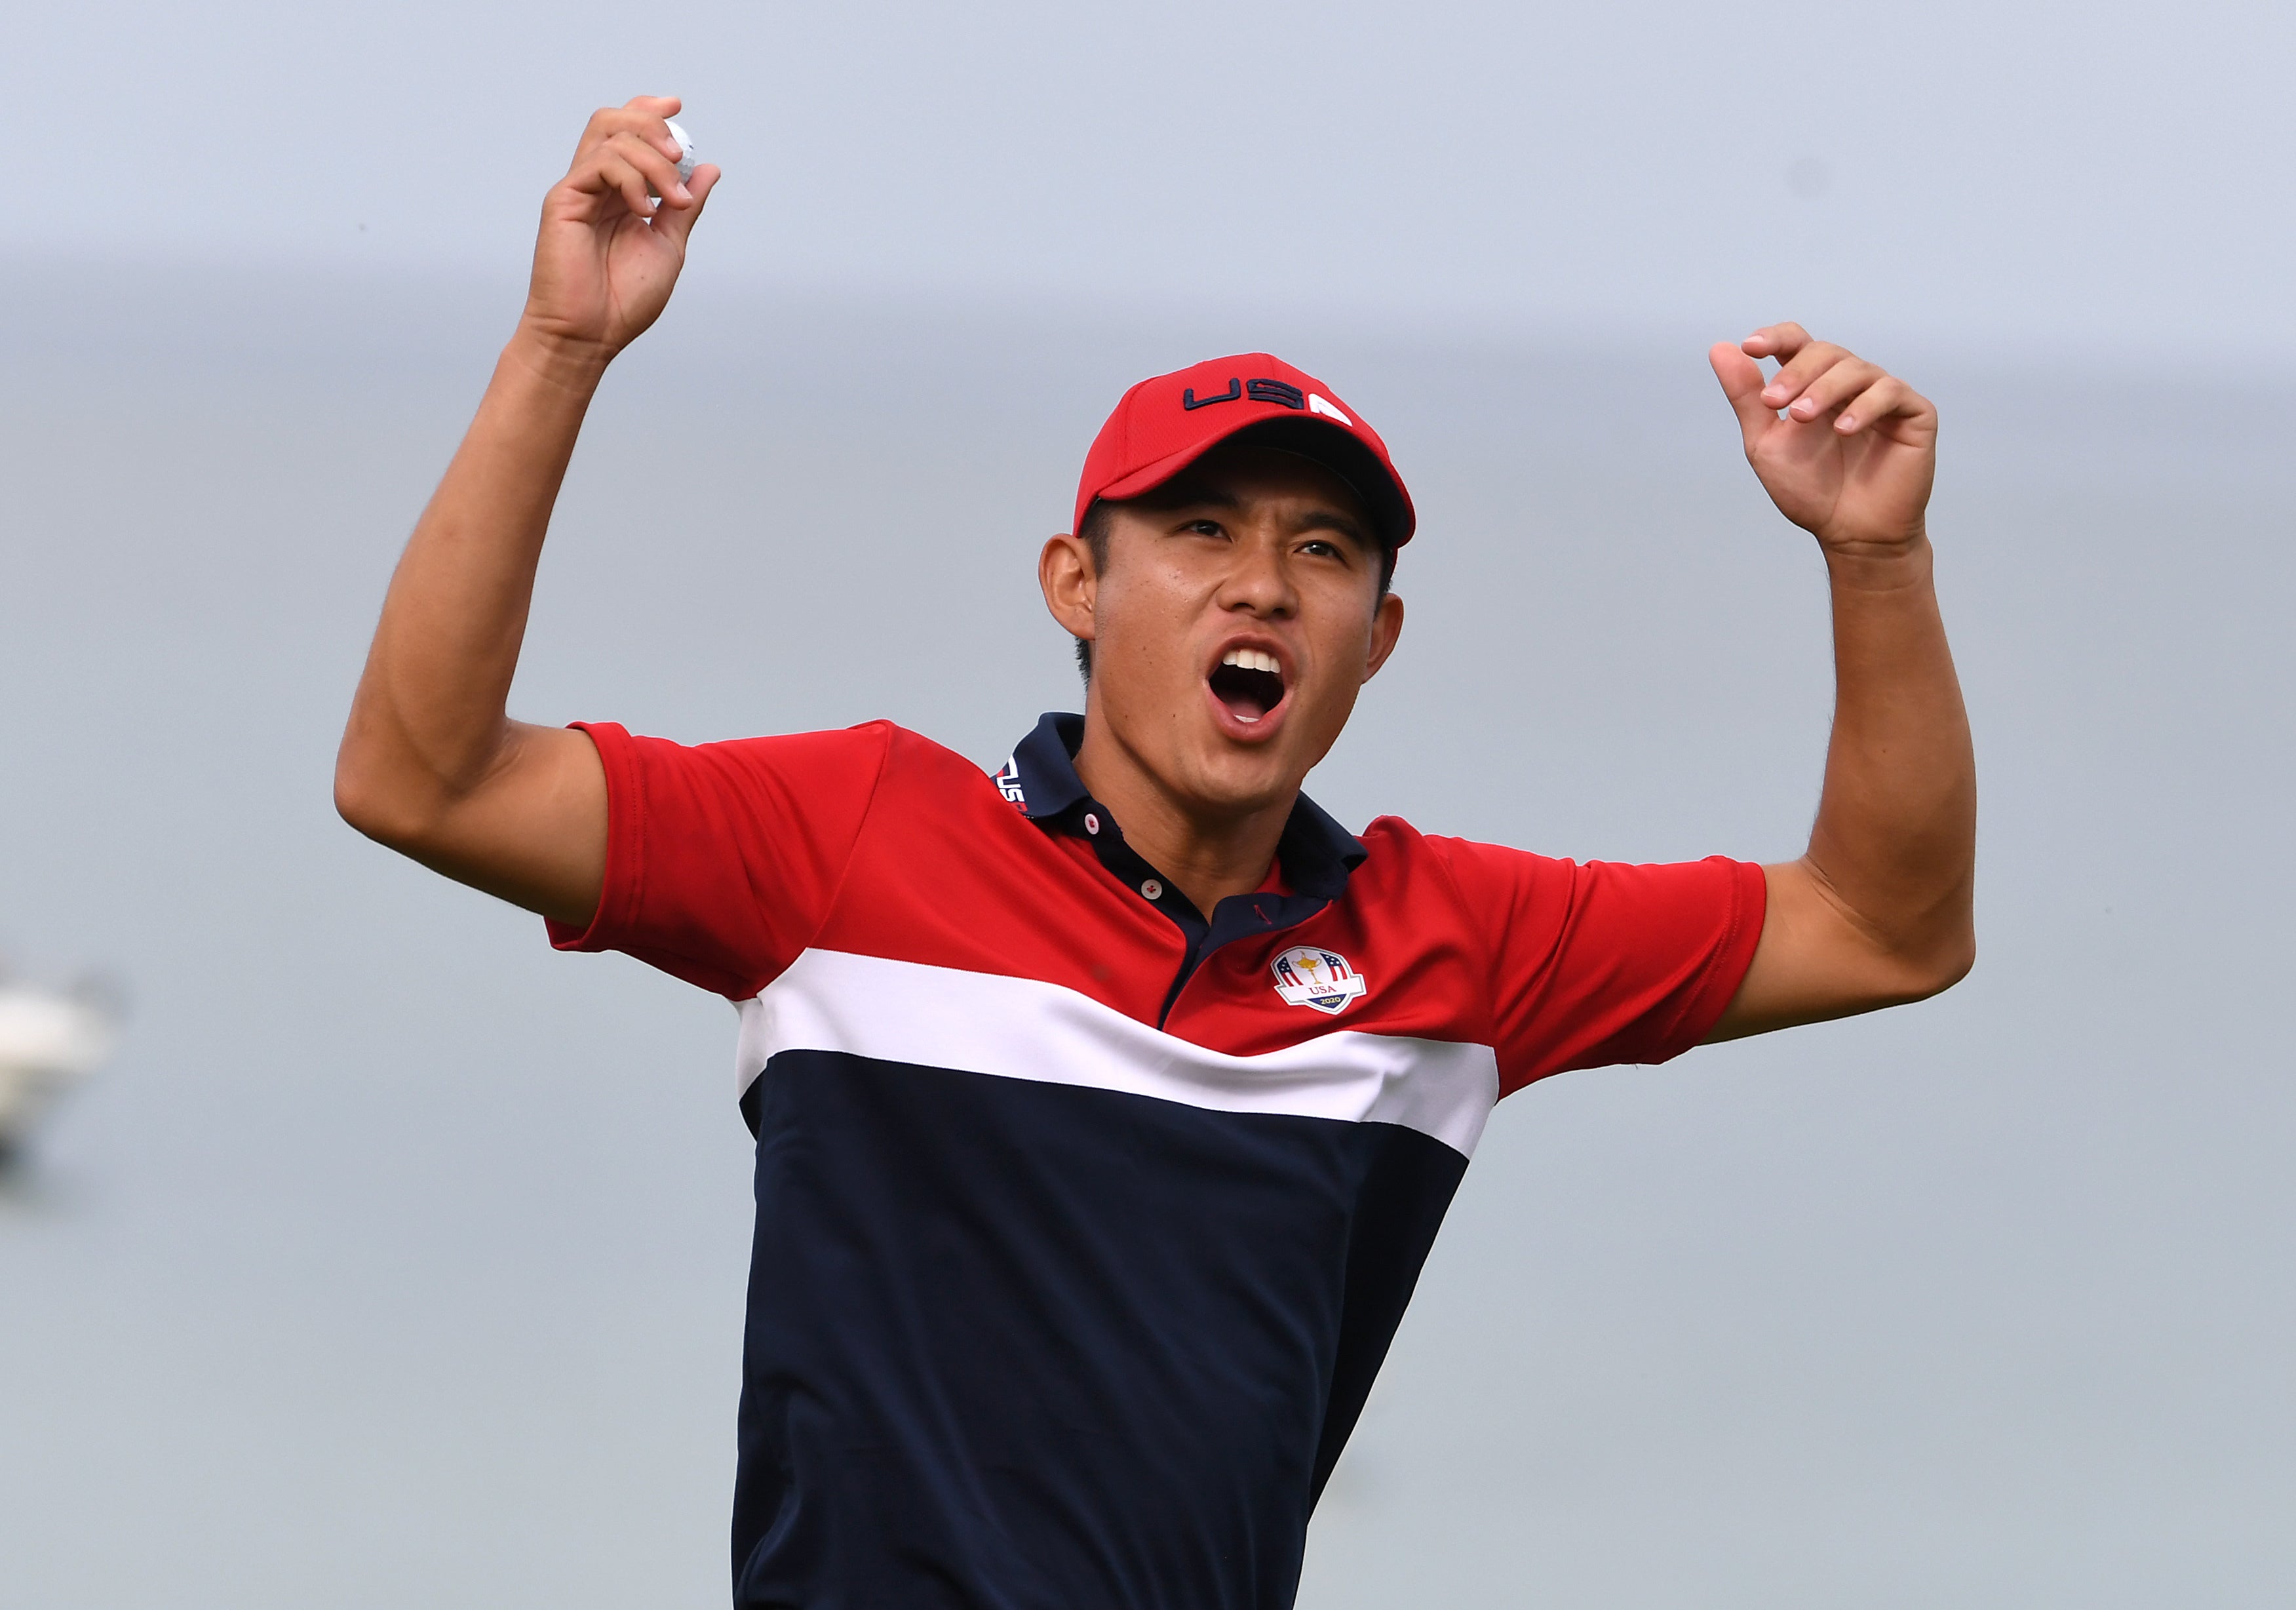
top-left (1270, 947), bottom-right (1367, 1015)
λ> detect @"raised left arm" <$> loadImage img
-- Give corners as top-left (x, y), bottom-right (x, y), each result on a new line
top-left (1704, 324), bottom-right (1975, 1041)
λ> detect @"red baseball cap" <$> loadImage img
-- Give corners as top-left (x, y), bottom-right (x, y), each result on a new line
top-left (1074, 353), bottom-right (1416, 550)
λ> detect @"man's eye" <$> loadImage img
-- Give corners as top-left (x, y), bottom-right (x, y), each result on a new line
top-left (1184, 520), bottom-right (1225, 537)
top-left (1300, 539), bottom-right (1342, 559)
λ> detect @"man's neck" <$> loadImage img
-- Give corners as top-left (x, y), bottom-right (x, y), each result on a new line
top-left (1071, 721), bottom-right (1295, 917)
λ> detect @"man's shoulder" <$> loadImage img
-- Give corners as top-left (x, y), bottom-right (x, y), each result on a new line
top-left (588, 716), bottom-right (1011, 812)
top-left (1353, 814), bottom-right (1570, 875)
top-left (686, 717), bottom-right (905, 758)
top-left (701, 718), bottom-right (1016, 810)
top-left (1342, 817), bottom-right (1594, 932)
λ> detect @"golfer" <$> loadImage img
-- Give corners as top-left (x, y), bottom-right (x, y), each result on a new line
top-left (336, 96), bottom-right (1975, 1608)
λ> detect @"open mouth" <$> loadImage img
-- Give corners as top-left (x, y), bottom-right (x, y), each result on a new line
top-left (1209, 647), bottom-right (1287, 725)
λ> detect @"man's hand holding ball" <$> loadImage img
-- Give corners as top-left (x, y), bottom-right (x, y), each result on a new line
top-left (516, 95), bottom-right (720, 383)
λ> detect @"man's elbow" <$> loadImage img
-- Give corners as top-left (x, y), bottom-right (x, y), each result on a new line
top-left (1882, 927), bottom-right (1976, 1006)
top-left (332, 751), bottom-right (440, 855)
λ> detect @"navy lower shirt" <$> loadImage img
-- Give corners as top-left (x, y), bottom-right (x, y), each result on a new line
top-left (548, 713), bottom-right (1765, 1607)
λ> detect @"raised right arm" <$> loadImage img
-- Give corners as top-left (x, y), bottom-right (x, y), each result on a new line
top-left (333, 97), bottom-right (718, 927)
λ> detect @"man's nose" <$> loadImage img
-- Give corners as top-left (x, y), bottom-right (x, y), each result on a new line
top-left (1218, 532), bottom-right (1296, 616)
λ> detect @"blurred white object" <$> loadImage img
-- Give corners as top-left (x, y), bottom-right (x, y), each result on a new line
top-left (0, 979), bottom-right (117, 1154)
top-left (665, 119), bottom-right (697, 182)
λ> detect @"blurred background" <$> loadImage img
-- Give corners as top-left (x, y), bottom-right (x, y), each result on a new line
top-left (4, 2), bottom-right (2293, 1605)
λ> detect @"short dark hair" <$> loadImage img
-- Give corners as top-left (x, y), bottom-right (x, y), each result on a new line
top-left (1070, 498), bottom-right (1399, 682)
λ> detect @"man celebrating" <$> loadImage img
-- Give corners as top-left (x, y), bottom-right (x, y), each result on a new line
top-left (336, 97), bottom-right (1975, 1609)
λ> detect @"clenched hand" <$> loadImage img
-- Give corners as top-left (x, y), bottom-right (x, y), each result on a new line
top-left (517, 96), bottom-right (722, 374)
top-left (1711, 324), bottom-right (1937, 559)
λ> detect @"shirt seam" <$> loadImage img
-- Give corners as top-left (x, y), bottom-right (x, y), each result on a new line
top-left (1412, 827), bottom-right (1508, 1057)
top-left (761, 720), bottom-right (898, 1000)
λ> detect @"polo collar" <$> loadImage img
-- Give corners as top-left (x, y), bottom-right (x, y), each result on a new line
top-left (1000, 711), bottom-right (1366, 899)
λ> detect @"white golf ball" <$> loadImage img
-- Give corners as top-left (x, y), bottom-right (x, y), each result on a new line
top-left (665, 119), bottom-right (698, 182)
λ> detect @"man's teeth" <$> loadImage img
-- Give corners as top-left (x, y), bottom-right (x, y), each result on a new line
top-left (1220, 648), bottom-right (1281, 675)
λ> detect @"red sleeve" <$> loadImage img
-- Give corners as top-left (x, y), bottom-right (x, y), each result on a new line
top-left (1426, 838), bottom-right (1767, 1095)
top-left (544, 720), bottom-right (894, 1000)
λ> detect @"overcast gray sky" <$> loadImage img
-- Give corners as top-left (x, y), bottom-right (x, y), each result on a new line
top-left (14, 0), bottom-right (2294, 356)
top-left (7, 4), bottom-right (2296, 1608)
top-left (9, 269), bottom-right (2293, 1607)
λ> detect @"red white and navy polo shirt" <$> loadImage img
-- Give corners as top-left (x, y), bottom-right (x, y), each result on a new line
top-left (548, 710), bottom-right (1766, 1610)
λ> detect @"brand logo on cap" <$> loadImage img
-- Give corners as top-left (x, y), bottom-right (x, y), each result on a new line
top-left (1180, 376), bottom-right (1352, 429)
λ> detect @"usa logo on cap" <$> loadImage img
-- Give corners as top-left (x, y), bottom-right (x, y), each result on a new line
top-left (1270, 946), bottom-right (1369, 1015)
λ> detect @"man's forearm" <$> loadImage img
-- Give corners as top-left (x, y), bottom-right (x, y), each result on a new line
top-left (335, 333), bottom-right (604, 834)
top-left (1803, 532), bottom-right (1977, 978)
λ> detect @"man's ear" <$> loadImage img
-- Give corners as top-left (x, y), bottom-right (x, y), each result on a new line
top-left (1040, 532), bottom-right (1098, 645)
top-left (1362, 592), bottom-right (1404, 683)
